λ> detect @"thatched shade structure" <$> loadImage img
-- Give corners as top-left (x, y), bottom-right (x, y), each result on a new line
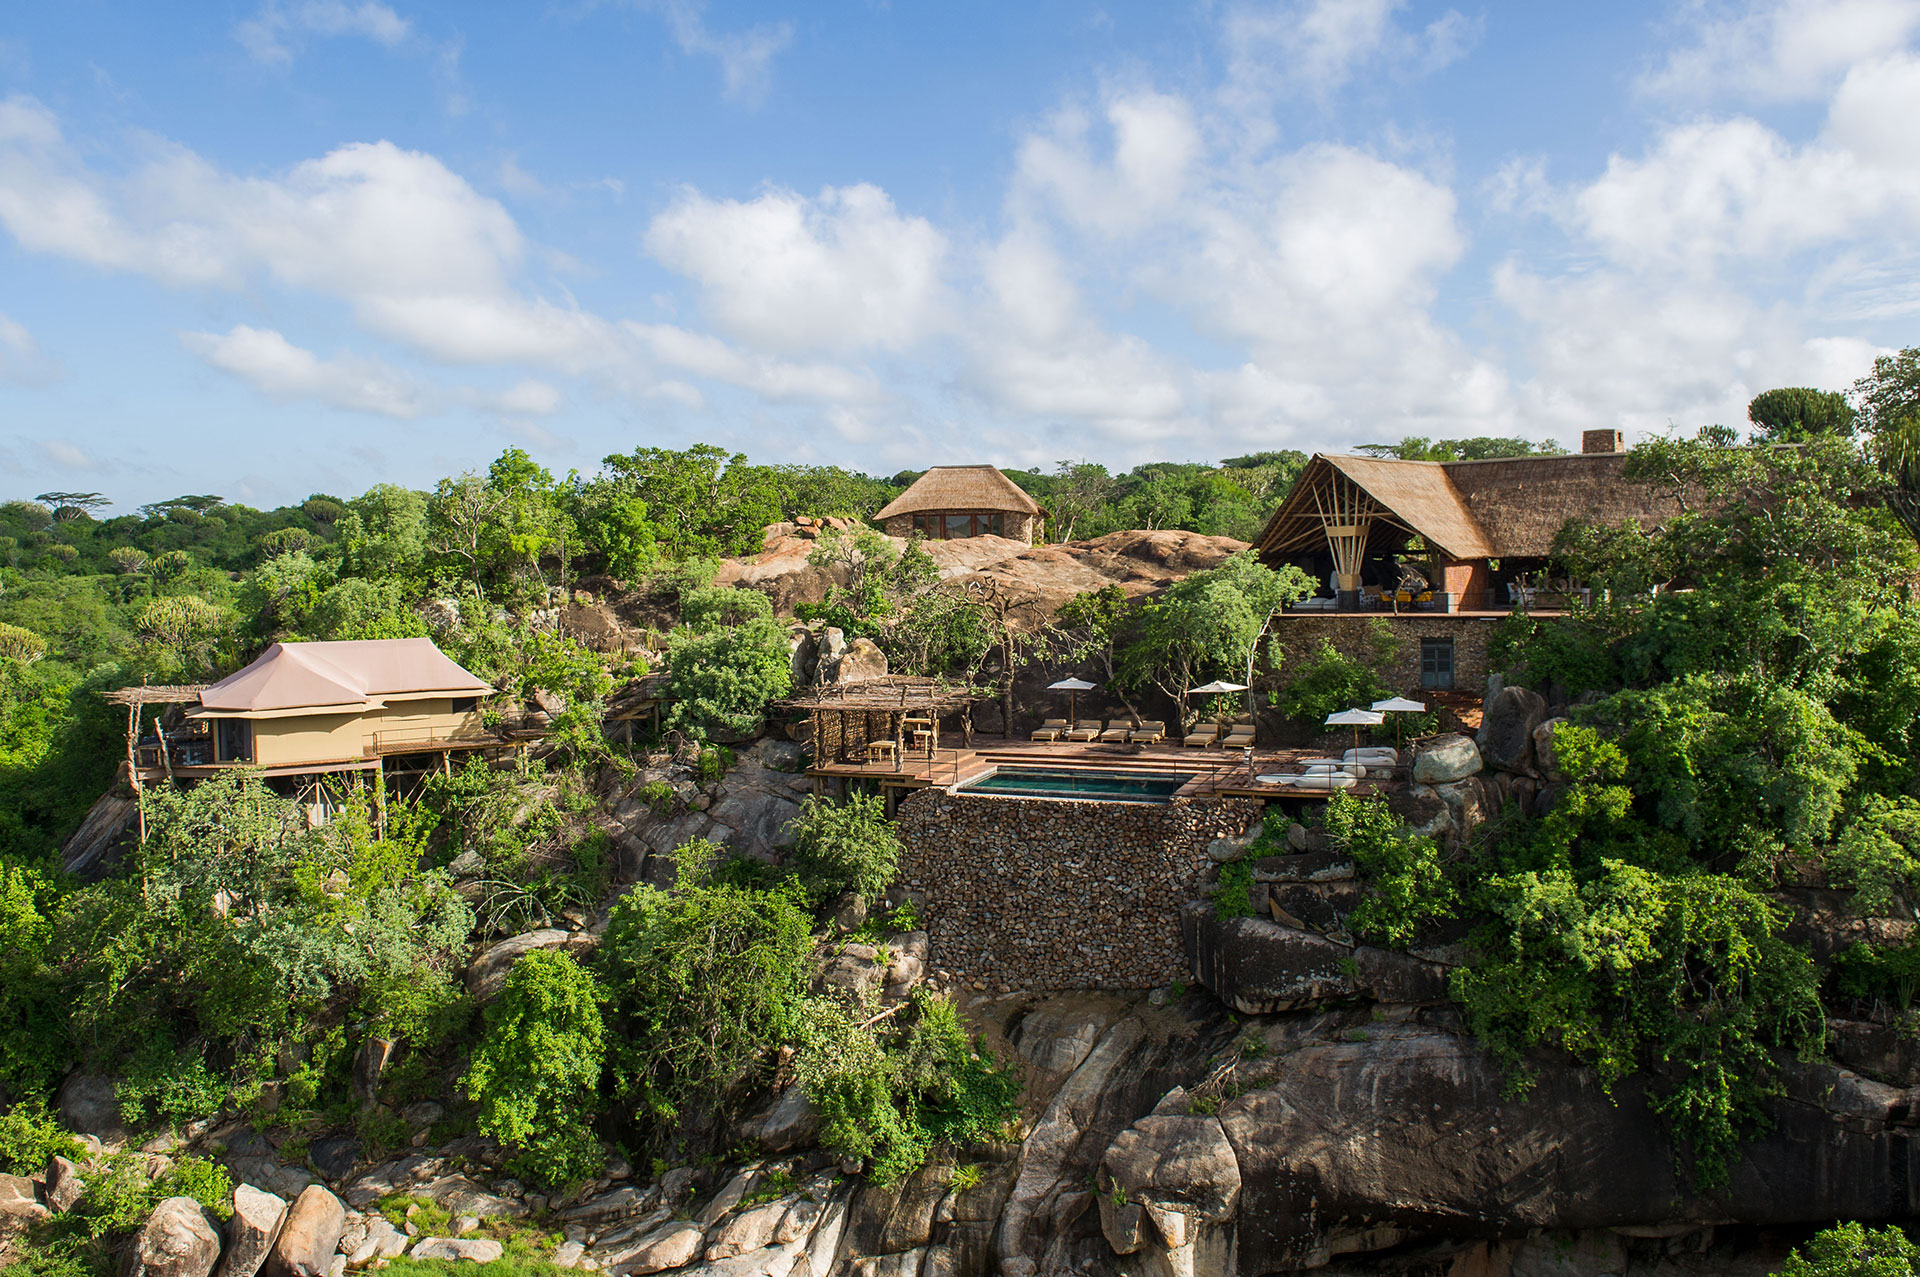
top-left (876, 465), bottom-right (1044, 543)
top-left (1254, 441), bottom-right (1682, 611)
top-left (782, 677), bottom-right (985, 769)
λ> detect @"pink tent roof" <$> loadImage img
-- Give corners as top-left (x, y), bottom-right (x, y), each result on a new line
top-left (200, 638), bottom-right (493, 713)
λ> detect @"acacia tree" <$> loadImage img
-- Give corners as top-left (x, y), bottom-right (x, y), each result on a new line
top-left (428, 474), bottom-right (505, 600)
top-left (1117, 552), bottom-right (1314, 730)
top-left (1056, 585), bottom-right (1138, 719)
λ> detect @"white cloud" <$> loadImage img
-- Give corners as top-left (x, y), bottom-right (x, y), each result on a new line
top-left (645, 183), bottom-right (949, 356)
top-left (236, 0), bottom-right (412, 66)
top-left (1221, 0), bottom-right (1477, 103)
top-left (1642, 0), bottom-right (1920, 102)
top-left (0, 311), bottom-right (57, 385)
top-left (961, 229), bottom-right (1188, 433)
top-left (0, 106), bottom-right (617, 369)
top-left (38, 439), bottom-right (98, 471)
top-left (489, 379), bottom-right (563, 416)
top-left (183, 325), bottom-right (429, 417)
top-left (1013, 92), bottom-right (1202, 236)
top-left (641, 1), bottom-right (792, 106)
top-left (626, 322), bottom-right (879, 403)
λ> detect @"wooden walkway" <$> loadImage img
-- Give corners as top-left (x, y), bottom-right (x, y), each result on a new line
top-left (806, 737), bottom-right (1396, 806)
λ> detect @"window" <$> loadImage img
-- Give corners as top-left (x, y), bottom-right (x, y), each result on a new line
top-left (216, 717), bottom-right (253, 763)
top-left (988, 512), bottom-right (1004, 536)
top-left (944, 513), bottom-right (972, 539)
top-left (912, 513), bottom-right (927, 535)
top-left (1420, 638), bottom-right (1455, 690)
top-left (452, 697), bottom-right (478, 714)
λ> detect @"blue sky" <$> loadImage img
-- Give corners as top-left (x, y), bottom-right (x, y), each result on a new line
top-left (3, 1), bottom-right (1918, 512)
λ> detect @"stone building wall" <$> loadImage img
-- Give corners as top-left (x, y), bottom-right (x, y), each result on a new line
top-left (896, 790), bottom-right (1261, 991)
top-left (1269, 614), bottom-right (1501, 696)
top-left (880, 511), bottom-right (1036, 544)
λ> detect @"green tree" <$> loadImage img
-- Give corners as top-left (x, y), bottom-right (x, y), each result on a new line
top-left (599, 444), bottom-right (781, 558)
top-left (465, 949), bottom-right (605, 1185)
top-left (1748, 387), bottom-right (1857, 441)
top-left (1774, 1223), bottom-right (1920, 1277)
top-left (1117, 552), bottom-right (1313, 729)
top-left (789, 793), bottom-right (903, 900)
top-left (338, 484), bottom-right (429, 581)
top-left (663, 616), bottom-right (793, 742)
top-left (598, 849), bottom-right (812, 1121)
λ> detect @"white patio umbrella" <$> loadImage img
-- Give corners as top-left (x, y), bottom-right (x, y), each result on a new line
top-left (1189, 679), bottom-right (1250, 732)
top-left (1371, 696), bottom-right (1426, 750)
top-left (1326, 707), bottom-right (1386, 753)
top-left (1048, 677), bottom-right (1098, 724)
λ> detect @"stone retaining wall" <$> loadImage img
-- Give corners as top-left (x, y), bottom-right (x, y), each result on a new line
top-left (896, 790), bottom-right (1261, 991)
top-left (1270, 613), bottom-right (1497, 695)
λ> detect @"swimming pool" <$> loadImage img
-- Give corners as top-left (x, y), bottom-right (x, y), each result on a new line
top-left (956, 766), bottom-right (1190, 803)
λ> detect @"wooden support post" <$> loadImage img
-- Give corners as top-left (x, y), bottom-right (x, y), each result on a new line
top-left (125, 698), bottom-right (146, 845)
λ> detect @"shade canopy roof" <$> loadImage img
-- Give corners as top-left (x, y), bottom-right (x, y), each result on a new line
top-left (1048, 677), bottom-right (1098, 691)
top-left (875, 465), bottom-right (1043, 520)
top-left (1372, 697), bottom-right (1427, 712)
top-left (1326, 708), bottom-right (1387, 726)
top-left (199, 638), bottom-right (493, 713)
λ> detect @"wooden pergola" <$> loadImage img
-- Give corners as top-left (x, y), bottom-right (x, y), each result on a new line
top-left (782, 677), bottom-right (985, 769)
top-left (102, 682), bottom-right (207, 842)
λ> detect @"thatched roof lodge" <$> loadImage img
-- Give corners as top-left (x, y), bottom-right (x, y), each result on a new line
top-left (1255, 429), bottom-right (1681, 612)
top-left (877, 465), bottom-right (1044, 544)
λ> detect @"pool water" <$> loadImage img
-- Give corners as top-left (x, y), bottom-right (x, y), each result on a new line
top-left (956, 767), bottom-right (1189, 803)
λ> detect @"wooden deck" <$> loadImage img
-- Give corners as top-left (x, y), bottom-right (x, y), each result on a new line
top-left (806, 736), bottom-right (1397, 805)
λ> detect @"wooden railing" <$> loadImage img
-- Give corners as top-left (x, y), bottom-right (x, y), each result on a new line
top-left (366, 723), bottom-right (497, 755)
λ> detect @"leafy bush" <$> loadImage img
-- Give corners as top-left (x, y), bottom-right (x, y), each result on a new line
top-left (1453, 861), bottom-right (1823, 1188)
top-left (663, 617), bottom-right (794, 742)
top-left (794, 990), bottom-right (1019, 1185)
top-left (680, 586), bottom-right (774, 631)
top-left (465, 950), bottom-right (606, 1187)
top-left (1212, 860), bottom-right (1254, 919)
top-left (598, 850), bottom-right (812, 1122)
top-left (0, 1099), bottom-right (80, 1175)
top-left (1274, 633), bottom-right (1390, 731)
top-left (1322, 792), bottom-right (1453, 947)
top-left (1774, 1222), bottom-right (1920, 1277)
top-left (788, 793), bottom-right (903, 901)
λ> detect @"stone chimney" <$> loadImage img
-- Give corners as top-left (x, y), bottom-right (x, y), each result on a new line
top-left (1582, 428), bottom-right (1624, 454)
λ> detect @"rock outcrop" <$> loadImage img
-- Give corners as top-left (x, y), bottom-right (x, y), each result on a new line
top-left (261, 1185), bottom-right (345, 1277)
top-left (122, 1197), bottom-right (222, 1277)
top-left (213, 1184), bottom-right (287, 1277)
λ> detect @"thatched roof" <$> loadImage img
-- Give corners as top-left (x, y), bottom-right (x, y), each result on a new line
top-left (1256, 451), bottom-right (1682, 562)
top-left (876, 465), bottom-right (1042, 519)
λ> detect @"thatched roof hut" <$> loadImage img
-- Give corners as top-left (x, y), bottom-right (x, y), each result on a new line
top-left (1255, 435), bottom-right (1681, 608)
top-left (877, 465), bottom-right (1044, 543)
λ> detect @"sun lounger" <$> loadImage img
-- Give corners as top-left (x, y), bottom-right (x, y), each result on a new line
top-left (1257, 772), bottom-right (1357, 790)
top-left (1030, 717), bottom-right (1069, 742)
top-left (1220, 729), bottom-right (1255, 749)
top-left (1184, 723), bottom-right (1220, 748)
top-left (1065, 719), bottom-right (1104, 742)
top-left (1097, 722), bottom-right (1136, 743)
top-left (1344, 747), bottom-right (1398, 766)
top-left (1130, 720), bottom-right (1167, 744)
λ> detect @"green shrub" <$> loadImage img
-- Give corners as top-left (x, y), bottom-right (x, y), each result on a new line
top-left (598, 858), bottom-right (812, 1123)
top-left (1212, 860), bottom-right (1254, 919)
top-left (1453, 861), bottom-right (1823, 1188)
top-left (465, 950), bottom-right (606, 1187)
top-left (1323, 791), bottom-right (1453, 947)
top-left (788, 793), bottom-right (903, 901)
top-left (0, 1100), bottom-right (80, 1175)
top-left (680, 586), bottom-right (774, 631)
top-left (664, 618), bottom-right (793, 742)
top-left (794, 990), bottom-right (1019, 1186)
top-left (1273, 628), bottom-right (1393, 731)
top-left (1774, 1222), bottom-right (1920, 1277)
